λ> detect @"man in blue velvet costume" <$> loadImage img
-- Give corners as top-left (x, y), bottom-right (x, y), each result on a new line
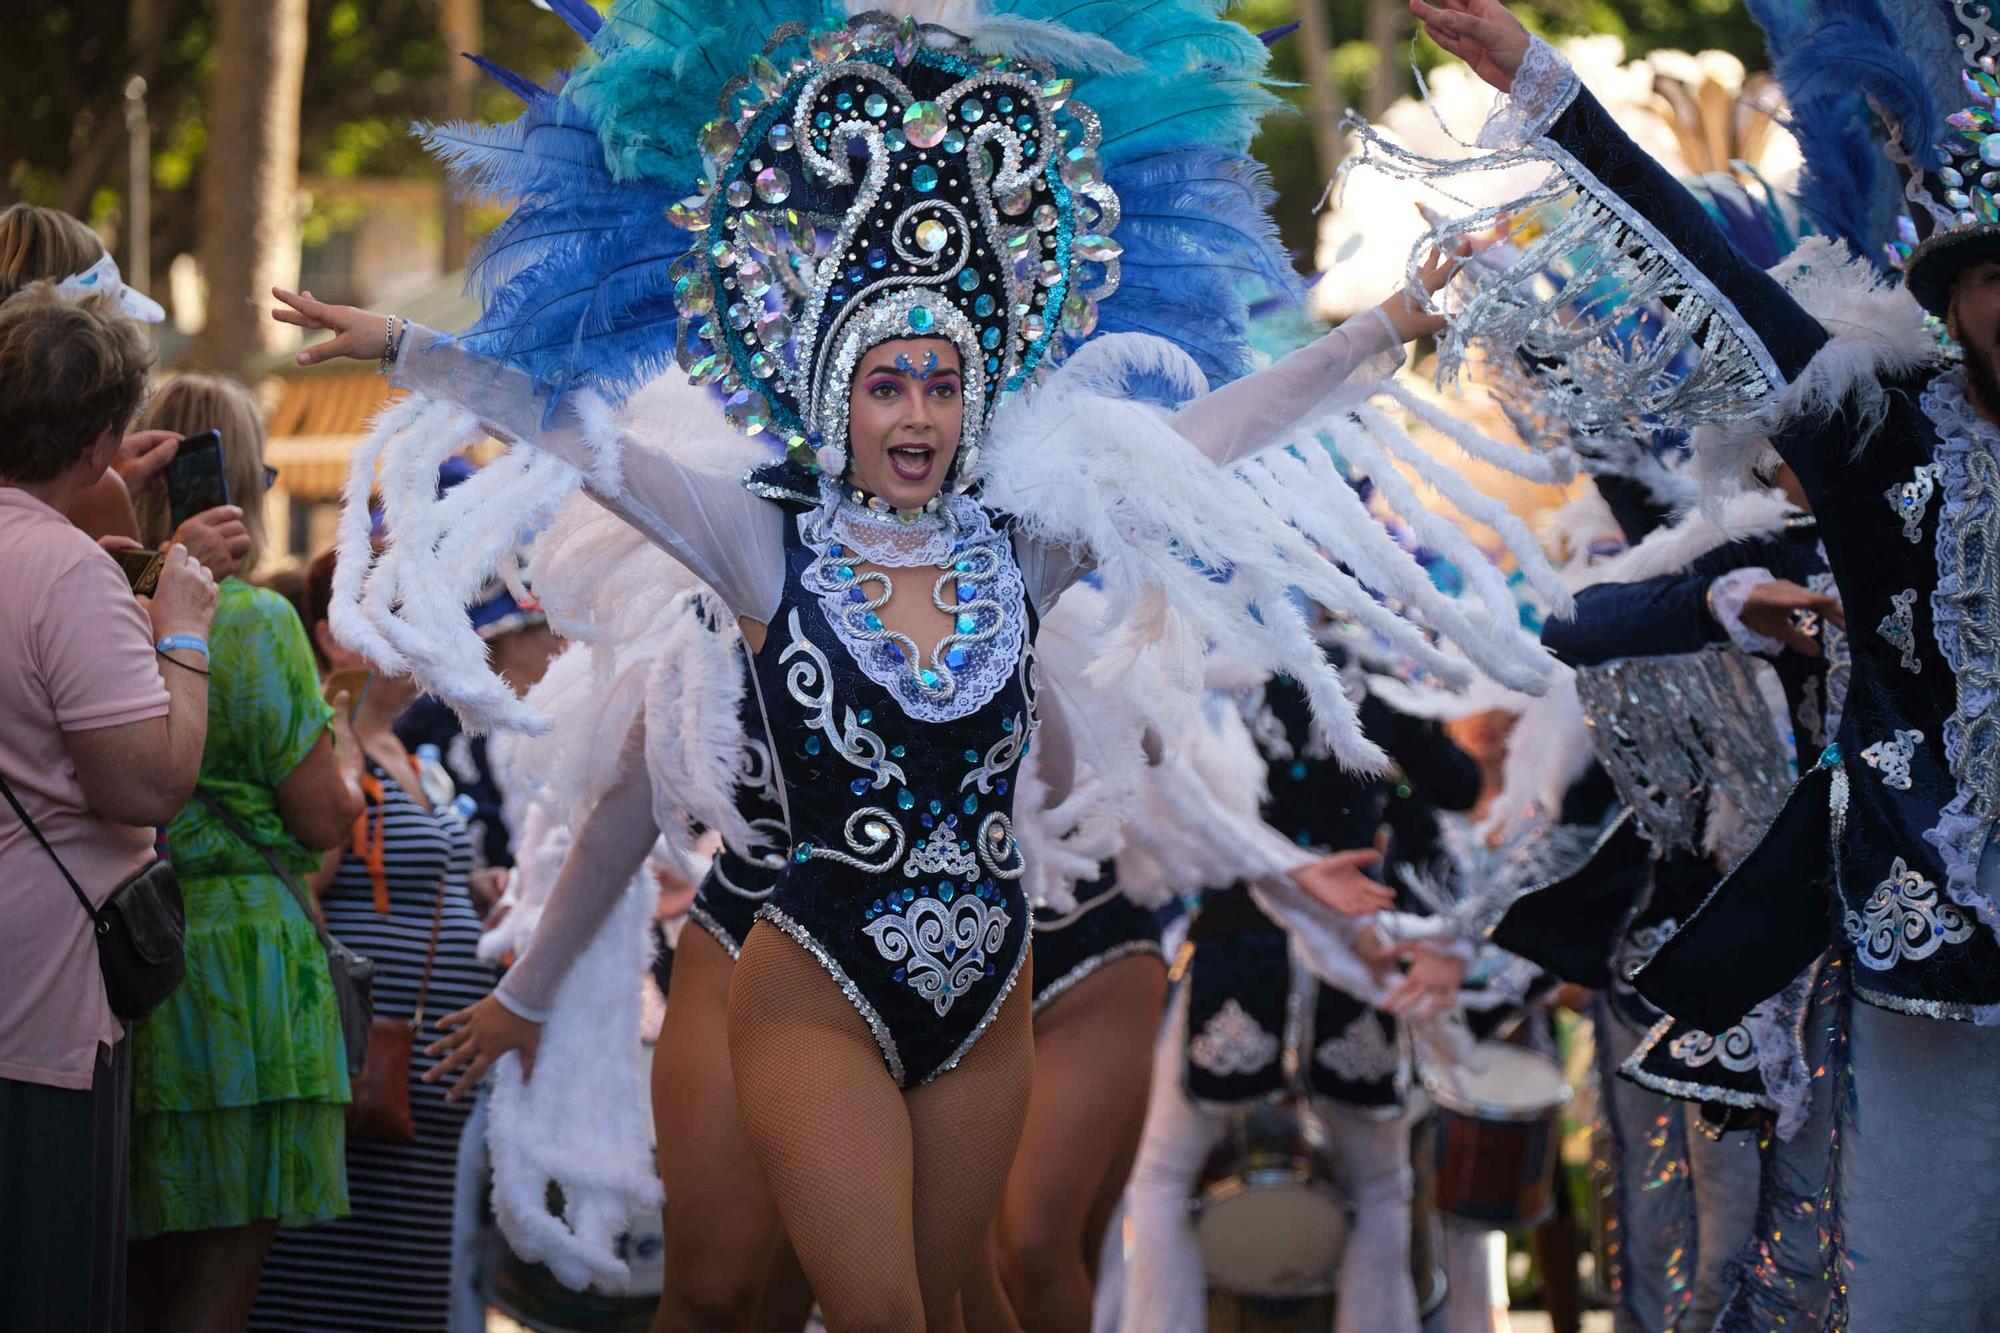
top-left (1401, 1), bottom-right (2000, 1325)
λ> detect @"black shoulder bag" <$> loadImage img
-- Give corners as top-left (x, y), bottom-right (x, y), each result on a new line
top-left (0, 770), bottom-right (184, 1021)
top-left (192, 790), bottom-right (374, 1076)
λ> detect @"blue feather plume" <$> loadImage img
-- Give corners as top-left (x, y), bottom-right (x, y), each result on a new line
top-left (462, 52), bottom-right (545, 106)
top-left (545, 0), bottom-right (602, 42)
top-left (1747, 0), bottom-right (1939, 260)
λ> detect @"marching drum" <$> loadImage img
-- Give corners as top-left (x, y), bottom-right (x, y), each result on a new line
top-left (1194, 1099), bottom-right (1351, 1298)
top-left (1426, 1041), bottom-right (1571, 1230)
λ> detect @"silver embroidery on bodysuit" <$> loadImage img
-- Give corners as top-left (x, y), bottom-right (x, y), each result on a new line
top-left (1666, 1023), bottom-right (1759, 1072)
top-left (780, 608), bottom-right (906, 787)
top-left (977, 812), bottom-right (1025, 879)
top-left (1844, 856), bottom-right (1975, 970)
top-left (902, 833), bottom-right (978, 880)
top-left (864, 891), bottom-right (1012, 1016)
top-left (1188, 999), bottom-right (1281, 1077)
top-left (1886, 463), bottom-right (1941, 542)
top-left (1861, 729), bottom-right (1924, 791)
top-left (1879, 589), bottom-right (1922, 674)
top-left (802, 807), bottom-right (906, 873)
top-left (1313, 1011), bottom-right (1402, 1082)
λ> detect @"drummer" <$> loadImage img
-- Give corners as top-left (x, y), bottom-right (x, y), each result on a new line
top-left (1121, 671), bottom-right (1480, 1333)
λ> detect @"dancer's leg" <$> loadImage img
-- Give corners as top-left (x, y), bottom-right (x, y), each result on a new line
top-left (997, 954), bottom-right (1166, 1332)
top-left (1321, 1101), bottom-right (1418, 1333)
top-left (906, 970), bottom-right (1037, 1333)
top-left (653, 926), bottom-right (787, 1333)
top-left (728, 925), bottom-right (923, 1332)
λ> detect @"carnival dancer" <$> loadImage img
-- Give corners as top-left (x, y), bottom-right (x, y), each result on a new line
top-left (273, 6), bottom-right (1570, 1323)
top-left (1388, 2), bottom-right (2000, 1323)
top-left (1121, 672), bottom-right (1481, 1333)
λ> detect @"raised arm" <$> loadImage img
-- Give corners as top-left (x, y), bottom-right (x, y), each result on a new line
top-left (270, 289), bottom-right (783, 622)
top-left (1171, 251), bottom-right (1456, 466)
top-left (1409, 1), bottom-right (1828, 385)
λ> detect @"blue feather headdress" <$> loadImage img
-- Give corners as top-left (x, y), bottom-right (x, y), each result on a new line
top-left (422, 0), bottom-right (1299, 480)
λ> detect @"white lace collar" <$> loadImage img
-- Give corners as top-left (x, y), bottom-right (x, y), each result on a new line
top-left (798, 482), bottom-right (1029, 723)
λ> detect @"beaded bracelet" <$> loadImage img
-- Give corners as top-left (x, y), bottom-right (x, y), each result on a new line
top-left (378, 314), bottom-right (405, 376)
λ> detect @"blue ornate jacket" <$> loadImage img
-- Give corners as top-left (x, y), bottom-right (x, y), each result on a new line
top-left (1516, 67), bottom-right (2000, 1024)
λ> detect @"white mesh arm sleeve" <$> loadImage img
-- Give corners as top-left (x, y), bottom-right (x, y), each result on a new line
top-left (494, 717), bottom-right (662, 1021)
top-left (391, 326), bottom-right (786, 622)
top-left (1169, 307), bottom-right (1406, 466)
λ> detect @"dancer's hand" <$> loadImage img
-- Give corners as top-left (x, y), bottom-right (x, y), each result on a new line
top-left (426, 993), bottom-right (542, 1100)
top-left (1409, 0), bottom-right (1532, 94)
top-left (270, 287), bottom-right (392, 367)
top-left (1381, 942), bottom-right (1466, 1019)
top-left (1290, 848), bottom-right (1393, 916)
top-left (1736, 578), bottom-right (1845, 658)
top-left (1378, 245), bottom-right (1463, 342)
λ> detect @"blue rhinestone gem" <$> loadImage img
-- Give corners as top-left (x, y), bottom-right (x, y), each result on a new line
top-left (908, 305), bottom-right (936, 334)
top-left (961, 102), bottom-right (984, 123)
top-left (921, 815), bottom-right (934, 828)
top-left (815, 111), bottom-right (833, 128)
top-left (957, 615), bottom-right (977, 634)
top-left (829, 543), bottom-right (844, 556)
top-left (837, 564), bottom-right (855, 580)
top-left (1001, 717), bottom-right (1015, 733)
top-left (902, 888), bottom-right (917, 903)
top-left (848, 588), bottom-right (866, 604)
top-left (897, 789), bottom-right (916, 810)
top-left (944, 130), bottom-right (965, 152)
top-left (894, 968), bottom-right (906, 982)
top-left (982, 327), bottom-right (1001, 350)
top-left (1290, 761), bottom-right (1308, 781)
top-left (891, 745), bottom-right (906, 758)
top-left (920, 669), bottom-right (939, 687)
top-left (886, 642), bottom-right (905, 661)
top-left (941, 885), bottom-right (955, 902)
top-left (858, 709), bottom-right (873, 724)
top-left (997, 96), bottom-right (1014, 113)
top-left (965, 749), bottom-right (980, 763)
top-left (974, 294), bottom-right (996, 317)
top-left (994, 778), bottom-right (1008, 795)
top-left (847, 265), bottom-right (865, 284)
top-left (954, 559), bottom-right (973, 572)
top-left (867, 247), bottom-right (888, 269)
top-left (1016, 115), bottom-right (1033, 131)
top-left (836, 92), bottom-right (853, 110)
top-left (865, 612), bottom-right (883, 630)
top-left (957, 270), bottom-right (980, 291)
top-left (850, 777), bottom-right (870, 796)
top-left (794, 844), bottom-right (812, 862)
top-left (958, 584), bottom-right (979, 600)
top-left (986, 356), bottom-right (1000, 373)
top-left (804, 736), bottom-right (822, 755)
top-left (930, 800), bottom-right (943, 815)
top-left (946, 646), bottom-right (968, 669)
top-left (912, 164), bottom-right (939, 193)
top-left (963, 794), bottom-right (978, 815)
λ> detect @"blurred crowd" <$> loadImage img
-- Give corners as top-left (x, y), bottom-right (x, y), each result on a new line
top-left (0, 203), bottom-right (556, 1333)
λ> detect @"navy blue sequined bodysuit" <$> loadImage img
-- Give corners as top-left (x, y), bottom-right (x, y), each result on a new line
top-left (746, 493), bottom-right (1038, 1087)
top-left (688, 639), bottom-right (791, 959)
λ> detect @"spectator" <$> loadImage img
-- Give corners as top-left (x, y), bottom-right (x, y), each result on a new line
top-left (395, 578), bottom-right (560, 909)
top-left (0, 284), bottom-right (216, 1333)
top-left (250, 548), bottom-right (497, 1333)
top-left (122, 376), bottom-right (367, 1333)
top-left (0, 203), bottom-right (249, 571)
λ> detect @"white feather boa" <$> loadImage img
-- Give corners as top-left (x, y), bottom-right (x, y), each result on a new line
top-left (1693, 236), bottom-right (1946, 498)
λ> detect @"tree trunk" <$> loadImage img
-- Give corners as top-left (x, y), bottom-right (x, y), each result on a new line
top-left (195, 0), bottom-right (307, 377)
top-left (1365, 0), bottom-right (1408, 118)
top-left (439, 0), bottom-right (481, 274)
top-left (1293, 0), bottom-right (1343, 184)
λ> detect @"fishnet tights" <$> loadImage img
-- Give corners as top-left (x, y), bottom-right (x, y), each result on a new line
top-left (729, 924), bottom-right (1034, 1332)
top-left (650, 926), bottom-right (791, 1333)
top-left (963, 953), bottom-right (1168, 1333)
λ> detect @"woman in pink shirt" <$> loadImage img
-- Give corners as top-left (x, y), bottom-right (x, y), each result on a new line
top-left (0, 284), bottom-right (216, 1333)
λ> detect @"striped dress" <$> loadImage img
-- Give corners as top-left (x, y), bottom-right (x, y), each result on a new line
top-left (250, 760), bottom-right (495, 1332)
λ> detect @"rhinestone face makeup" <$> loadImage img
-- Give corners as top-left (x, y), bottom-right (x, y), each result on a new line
top-left (666, 14), bottom-right (1124, 485)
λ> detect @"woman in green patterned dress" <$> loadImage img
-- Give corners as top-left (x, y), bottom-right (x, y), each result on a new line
top-left (123, 375), bottom-right (367, 1333)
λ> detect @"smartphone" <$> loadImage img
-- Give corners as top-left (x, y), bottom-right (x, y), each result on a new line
top-left (110, 547), bottom-right (165, 596)
top-left (163, 429), bottom-right (229, 530)
top-left (323, 667), bottom-right (373, 715)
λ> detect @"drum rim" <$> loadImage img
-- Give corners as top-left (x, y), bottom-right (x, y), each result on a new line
top-left (1422, 1045), bottom-right (1573, 1120)
top-left (1193, 1169), bottom-right (1350, 1215)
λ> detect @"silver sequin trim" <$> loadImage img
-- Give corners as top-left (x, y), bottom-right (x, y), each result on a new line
top-left (1886, 462), bottom-right (1941, 543)
top-left (688, 902), bottom-right (743, 961)
top-left (1860, 728), bottom-right (1923, 791)
top-left (755, 903), bottom-right (907, 1086)
top-left (1879, 588), bottom-right (1922, 674)
top-left (1843, 856), bottom-right (1975, 971)
top-left (1312, 1010), bottom-right (1403, 1083)
top-left (1030, 940), bottom-right (1163, 1019)
top-left (1187, 999), bottom-right (1281, 1077)
top-left (924, 910), bottom-right (1030, 1085)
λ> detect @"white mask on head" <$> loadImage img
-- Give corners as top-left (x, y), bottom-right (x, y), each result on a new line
top-left (56, 253), bottom-right (165, 323)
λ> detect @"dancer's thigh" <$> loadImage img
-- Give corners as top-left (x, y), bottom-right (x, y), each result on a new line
top-left (653, 926), bottom-right (784, 1329)
top-left (728, 924), bottom-right (921, 1333)
top-left (907, 972), bottom-right (1036, 1332)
